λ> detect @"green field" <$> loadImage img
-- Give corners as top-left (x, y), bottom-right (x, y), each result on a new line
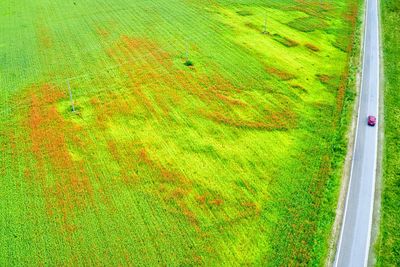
top-left (0, 0), bottom-right (358, 265)
top-left (376, 0), bottom-right (400, 265)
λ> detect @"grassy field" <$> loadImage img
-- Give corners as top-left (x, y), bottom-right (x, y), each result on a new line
top-left (376, 0), bottom-right (400, 265)
top-left (0, 0), bottom-right (358, 265)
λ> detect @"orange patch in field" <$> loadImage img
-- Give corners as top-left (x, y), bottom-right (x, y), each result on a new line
top-left (215, 93), bottom-right (247, 106)
top-left (137, 148), bottom-right (190, 186)
top-left (210, 199), bottom-right (223, 206)
top-left (316, 74), bottom-right (333, 85)
top-left (106, 139), bottom-right (139, 185)
top-left (100, 35), bottom-right (297, 131)
top-left (282, 154), bottom-right (332, 264)
top-left (239, 201), bottom-right (261, 218)
top-left (336, 1), bottom-right (358, 115)
top-left (305, 43), bottom-right (320, 52)
top-left (137, 148), bottom-right (198, 228)
top-left (96, 27), bottom-right (110, 38)
top-left (24, 84), bottom-right (94, 234)
top-left (265, 66), bottom-right (296, 81)
top-left (293, 0), bottom-right (333, 16)
top-left (196, 194), bottom-right (207, 205)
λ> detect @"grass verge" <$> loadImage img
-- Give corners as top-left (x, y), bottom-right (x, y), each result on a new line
top-left (375, 0), bottom-right (400, 265)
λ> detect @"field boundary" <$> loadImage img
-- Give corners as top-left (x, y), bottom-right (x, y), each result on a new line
top-left (325, 0), bottom-right (365, 265)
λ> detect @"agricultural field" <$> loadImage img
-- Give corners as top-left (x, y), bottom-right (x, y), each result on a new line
top-left (0, 0), bottom-right (358, 265)
top-left (376, 0), bottom-right (400, 265)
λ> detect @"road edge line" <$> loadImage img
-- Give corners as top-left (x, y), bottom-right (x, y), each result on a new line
top-left (367, 0), bottom-right (384, 264)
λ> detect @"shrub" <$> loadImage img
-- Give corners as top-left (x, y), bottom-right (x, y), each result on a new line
top-left (184, 60), bottom-right (193, 67)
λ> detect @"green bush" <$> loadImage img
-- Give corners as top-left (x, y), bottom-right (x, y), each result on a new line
top-left (184, 60), bottom-right (193, 66)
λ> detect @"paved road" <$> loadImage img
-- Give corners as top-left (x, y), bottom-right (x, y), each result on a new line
top-left (334, 0), bottom-right (380, 265)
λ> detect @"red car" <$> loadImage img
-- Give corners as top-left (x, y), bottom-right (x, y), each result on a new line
top-left (368, 115), bottom-right (377, 126)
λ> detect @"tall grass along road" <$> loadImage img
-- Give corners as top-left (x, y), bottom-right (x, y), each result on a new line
top-left (376, 0), bottom-right (400, 265)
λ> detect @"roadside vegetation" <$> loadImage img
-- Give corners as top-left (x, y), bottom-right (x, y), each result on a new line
top-left (376, 0), bottom-right (400, 265)
top-left (0, 0), bottom-right (359, 265)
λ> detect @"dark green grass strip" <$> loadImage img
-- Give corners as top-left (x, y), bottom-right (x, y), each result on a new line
top-left (376, 0), bottom-right (400, 265)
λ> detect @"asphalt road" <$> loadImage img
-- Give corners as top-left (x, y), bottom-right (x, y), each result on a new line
top-left (333, 0), bottom-right (380, 265)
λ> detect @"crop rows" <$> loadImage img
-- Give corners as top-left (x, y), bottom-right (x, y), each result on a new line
top-left (0, 0), bottom-right (359, 265)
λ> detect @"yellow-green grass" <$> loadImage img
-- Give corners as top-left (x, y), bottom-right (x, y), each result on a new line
top-left (376, 0), bottom-right (400, 265)
top-left (0, 0), bottom-right (358, 265)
